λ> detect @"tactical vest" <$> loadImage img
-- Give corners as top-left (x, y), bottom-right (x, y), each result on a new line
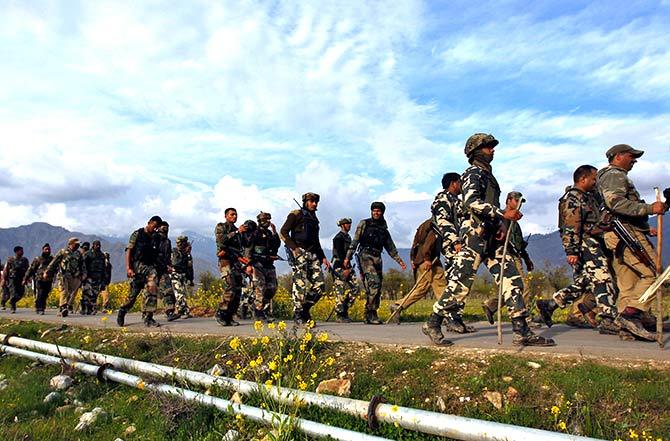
top-left (558, 188), bottom-right (601, 239)
top-left (359, 219), bottom-right (388, 253)
top-left (60, 251), bottom-right (82, 276)
top-left (85, 250), bottom-right (107, 279)
top-left (172, 248), bottom-right (190, 274)
top-left (133, 228), bottom-right (157, 265)
top-left (155, 235), bottom-right (172, 271)
top-left (290, 209), bottom-right (320, 248)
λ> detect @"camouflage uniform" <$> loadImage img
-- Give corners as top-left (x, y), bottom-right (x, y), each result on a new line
top-left (25, 253), bottom-right (54, 312)
top-left (280, 208), bottom-right (326, 320)
top-left (331, 227), bottom-right (361, 319)
top-left (552, 187), bottom-right (617, 317)
top-left (598, 164), bottom-right (658, 313)
top-left (47, 248), bottom-right (85, 313)
top-left (82, 247), bottom-right (107, 314)
top-left (99, 255), bottom-right (112, 310)
top-left (215, 221), bottom-right (244, 321)
top-left (345, 218), bottom-right (403, 317)
top-left (118, 228), bottom-right (159, 315)
top-left (3, 255), bottom-right (29, 311)
top-left (170, 238), bottom-right (193, 317)
top-left (245, 223), bottom-right (281, 318)
top-left (155, 232), bottom-right (177, 314)
top-left (431, 189), bottom-right (464, 266)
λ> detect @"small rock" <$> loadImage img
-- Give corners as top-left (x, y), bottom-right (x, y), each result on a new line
top-left (502, 376), bottom-right (513, 383)
top-left (316, 379), bottom-right (351, 397)
top-left (436, 396), bottom-right (447, 412)
top-left (527, 362), bottom-right (541, 369)
top-left (506, 386), bottom-right (519, 401)
top-left (483, 391), bottom-right (503, 410)
top-left (50, 375), bottom-right (74, 391)
top-left (43, 392), bottom-right (61, 404)
top-left (73, 399), bottom-right (83, 406)
top-left (114, 439), bottom-right (124, 441)
top-left (0, 379), bottom-right (9, 391)
top-left (125, 425), bottom-right (136, 435)
top-left (230, 392), bottom-right (243, 404)
top-left (222, 429), bottom-right (241, 441)
top-left (75, 407), bottom-right (107, 431)
top-left (207, 364), bottom-right (224, 377)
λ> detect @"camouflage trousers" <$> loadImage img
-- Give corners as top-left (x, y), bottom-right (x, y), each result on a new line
top-left (1, 285), bottom-right (9, 307)
top-left (359, 252), bottom-right (384, 313)
top-left (251, 264), bottom-right (277, 311)
top-left (7, 279), bottom-right (26, 308)
top-left (553, 237), bottom-right (617, 318)
top-left (59, 275), bottom-right (82, 310)
top-left (170, 273), bottom-right (191, 315)
top-left (433, 237), bottom-right (527, 319)
top-left (291, 251), bottom-right (325, 312)
top-left (333, 267), bottom-right (361, 314)
top-left (483, 256), bottom-right (533, 314)
top-left (120, 263), bottom-right (157, 313)
top-left (81, 278), bottom-right (105, 311)
top-left (219, 259), bottom-right (242, 315)
top-left (157, 272), bottom-right (176, 311)
top-left (604, 230), bottom-right (656, 313)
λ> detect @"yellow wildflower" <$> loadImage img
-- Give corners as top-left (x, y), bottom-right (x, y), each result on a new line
top-left (229, 337), bottom-right (241, 351)
top-left (551, 406), bottom-right (560, 415)
top-left (391, 405), bottom-right (399, 412)
top-left (558, 421), bottom-right (566, 431)
top-left (317, 332), bottom-right (329, 343)
top-left (268, 361), bottom-right (277, 371)
top-left (272, 372), bottom-right (282, 380)
top-left (235, 373), bottom-right (243, 380)
top-left (254, 321), bottom-right (264, 332)
top-left (265, 379), bottom-right (273, 390)
top-left (303, 332), bottom-right (313, 343)
top-left (249, 360), bottom-right (257, 368)
top-left (255, 355), bottom-right (263, 365)
top-left (101, 316), bottom-right (108, 323)
top-left (261, 336), bottom-right (270, 345)
top-left (83, 335), bottom-right (92, 344)
top-left (298, 381), bottom-right (308, 390)
top-left (325, 357), bottom-right (335, 366)
top-left (226, 360), bottom-right (233, 366)
top-left (283, 354), bottom-right (293, 362)
top-left (300, 344), bottom-right (306, 351)
top-left (268, 322), bottom-right (276, 330)
top-left (278, 321), bottom-right (286, 331)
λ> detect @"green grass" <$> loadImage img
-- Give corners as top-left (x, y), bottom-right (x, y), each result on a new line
top-left (1, 319), bottom-right (669, 440)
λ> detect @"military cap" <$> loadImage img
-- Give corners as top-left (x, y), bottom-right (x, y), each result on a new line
top-left (370, 201), bottom-right (386, 213)
top-left (337, 217), bottom-right (352, 226)
top-left (67, 237), bottom-right (80, 246)
top-left (606, 144), bottom-right (644, 159)
top-left (176, 235), bottom-right (189, 245)
top-left (464, 133), bottom-right (499, 156)
top-left (257, 211), bottom-right (271, 221)
top-left (302, 192), bottom-right (320, 203)
top-left (506, 191), bottom-right (526, 203)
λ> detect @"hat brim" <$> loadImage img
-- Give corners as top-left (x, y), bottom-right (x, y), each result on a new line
top-left (630, 148), bottom-right (644, 158)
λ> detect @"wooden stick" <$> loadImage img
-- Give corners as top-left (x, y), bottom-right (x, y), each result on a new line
top-left (497, 199), bottom-right (524, 345)
top-left (655, 188), bottom-right (664, 348)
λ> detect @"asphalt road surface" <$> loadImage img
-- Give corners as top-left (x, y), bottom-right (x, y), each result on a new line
top-left (3, 308), bottom-right (669, 362)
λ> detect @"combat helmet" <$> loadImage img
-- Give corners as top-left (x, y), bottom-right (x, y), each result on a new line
top-left (302, 192), bottom-right (320, 203)
top-left (464, 133), bottom-right (499, 157)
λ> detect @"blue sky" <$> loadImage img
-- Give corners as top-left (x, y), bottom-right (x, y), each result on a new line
top-left (1, 0), bottom-right (669, 246)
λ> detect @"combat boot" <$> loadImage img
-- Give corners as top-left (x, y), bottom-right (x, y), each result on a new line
top-left (116, 309), bottom-right (126, 326)
top-left (144, 313), bottom-right (160, 327)
top-left (388, 304), bottom-right (402, 325)
top-left (336, 308), bottom-right (352, 323)
top-left (535, 299), bottom-right (558, 328)
top-left (166, 309), bottom-right (181, 322)
top-left (422, 313), bottom-right (453, 346)
top-left (302, 303), bottom-right (314, 325)
top-left (511, 317), bottom-right (556, 346)
top-left (365, 310), bottom-right (382, 325)
top-left (293, 309), bottom-right (306, 325)
top-left (443, 311), bottom-right (476, 334)
top-left (60, 305), bottom-right (69, 318)
top-left (576, 303), bottom-right (598, 328)
top-left (215, 309), bottom-right (228, 326)
top-left (598, 316), bottom-right (619, 335)
top-left (253, 308), bottom-right (268, 322)
top-left (615, 311), bottom-right (655, 341)
top-left (482, 299), bottom-right (497, 325)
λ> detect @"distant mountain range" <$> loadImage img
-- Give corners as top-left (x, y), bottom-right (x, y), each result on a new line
top-left (1, 221), bottom-right (666, 282)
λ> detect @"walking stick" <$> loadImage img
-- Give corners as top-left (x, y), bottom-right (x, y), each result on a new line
top-left (385, 257), bottom-right (438, 324)
top-left (655, 188), bottom-right (664, 348)
top-left (497, 198), bottom-right (524, 345)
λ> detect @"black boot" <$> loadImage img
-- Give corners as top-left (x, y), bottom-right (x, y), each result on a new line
top-left (482, 299), bottom-right (496, 325)
top-left (144, 313), bottom-right (160, 327)
top-left (116, 309), bottom-right (126, 326)
top-left (215, 309), bottom-right (227, 326)
top-left (302, 303), bottom-right (314, 325)
top-left (293, 309), bottom-right (305, 325)
top-left (422, 313), bottom-right (453, 346)
top-left (60, 305), bottom-right (69, 318)
top-left (443, 311), bottom-right (476, 333)
top-left (364, 310), bottom-right (382, 325)
top-left (512, 317), bottom-right (556, 346)
top-left (536, 299), bottom-right (559, 328)
top-left (166, 309), bottom-right (181, 322)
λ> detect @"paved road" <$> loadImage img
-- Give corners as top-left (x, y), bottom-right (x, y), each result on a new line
top-left (3, 308), bottom-right (670, 362)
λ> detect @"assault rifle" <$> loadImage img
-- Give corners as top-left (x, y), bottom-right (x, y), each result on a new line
top-left (612, 217), bottom-right (656, 274)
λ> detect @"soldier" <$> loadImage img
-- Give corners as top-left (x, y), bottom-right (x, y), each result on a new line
top-left (116, 215), bottom-right (163, 327)
top-left (482, 192), bottom-right (535, 324)
top-left (245, 212), bottom-right (281, 322)
top-left (389, 218), bottom-right (444, 323)
top-left (45, 238), bottom-right (86, 317)
top-left (535, 165), bottom-right (622, 335)
top-left (331, 218), bottom-right (361, 323)
top-left (0, 257), bottom-right (5, 309)
top-left (597, 144), bottom-right (667, 340)
top-left (24, 243), bottom-right (54, 314)
top-left (79, 241), bottom-right (91, 255)
top-left (2, 246), bottom-right (29, 313)
top-left (215, 208), bottom-right (249, 326)
top-left (98, 252), bottom-right (113, 312)
top-left (423, 133), bottom-right (555, 346)
top-left (431, 172), bottom-right (464, 270)
top-left (344, 202), bottom-right (407, 325)
top-left (81, 240), bottom-right (107, 315)
top-left (280, 193), bottom-right (329, 324)
top-left (171, 236), bottom-right (194, 318)
top-left (155, 221), bottom-right (180, 321)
